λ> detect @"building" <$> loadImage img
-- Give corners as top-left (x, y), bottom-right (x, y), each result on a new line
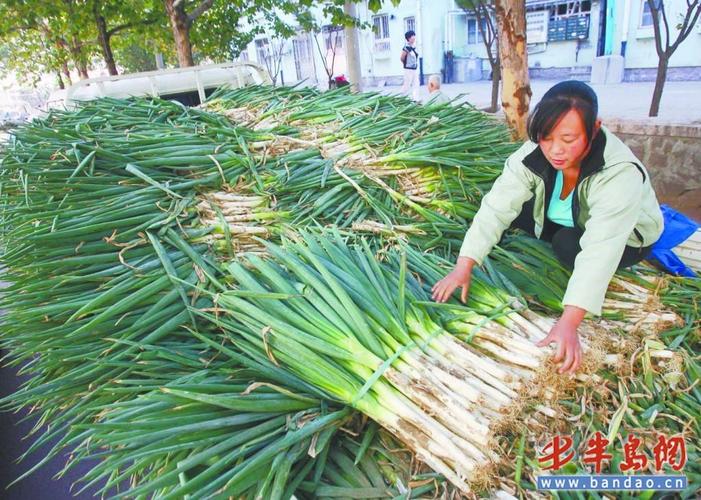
top-left (354, 0), bottom-right (449, 86)
top-left (240, 0), bottom-right (701, 87)
top-left (454, 0), bottom-right (701, 81)
top-left (607, 0), bottom-right (701, 80)
top-left (239, 1), bottom-right (452, 88)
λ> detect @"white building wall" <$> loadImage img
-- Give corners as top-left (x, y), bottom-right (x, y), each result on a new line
top-left (612, 0), bottom-right (701, 69)
top-left (457, 1), bottom-right (602, 69)
top-left (280, 43), bottom-right (298, 85)
top-left (355, 0), bottom-right (450, 84)
top-left (241, 0), bottom-right (699, 87)
top-left (419, 0), bottom-right (450, 75)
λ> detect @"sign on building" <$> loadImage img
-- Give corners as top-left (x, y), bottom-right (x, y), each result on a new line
top-left (527, 10), bottom-right (550, 44)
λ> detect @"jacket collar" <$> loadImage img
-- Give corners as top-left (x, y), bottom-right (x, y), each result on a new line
top-left (522, 129), bottom-right (607, 179)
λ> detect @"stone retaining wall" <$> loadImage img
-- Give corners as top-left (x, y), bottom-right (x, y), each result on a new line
top-left (605, 120), bottom-right (701, 221)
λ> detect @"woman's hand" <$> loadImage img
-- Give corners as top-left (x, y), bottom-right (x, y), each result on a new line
top-left (431, 257), bottom-right (475, 303)
top-left (536, 306), bottom-right (586, 374)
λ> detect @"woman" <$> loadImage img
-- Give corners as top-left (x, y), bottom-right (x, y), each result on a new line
top-left (400, 30), bottom-right (419, 101)
top-left (432, 81), bottom-right (663, 375)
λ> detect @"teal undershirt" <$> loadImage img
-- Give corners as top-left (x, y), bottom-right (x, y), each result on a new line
top-left (547, 170), bottom-right (575, 228)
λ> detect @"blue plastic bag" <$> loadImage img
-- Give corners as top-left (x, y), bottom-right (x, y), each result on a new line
top-left (649, 205), bottom-right (699, 277)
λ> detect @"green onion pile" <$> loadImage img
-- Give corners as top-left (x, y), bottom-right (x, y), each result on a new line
top-left (0, 86), bottom-right (698, 498)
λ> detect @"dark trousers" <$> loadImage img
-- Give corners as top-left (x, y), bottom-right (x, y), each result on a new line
top-left (510, 200), bottom-right (652, 270)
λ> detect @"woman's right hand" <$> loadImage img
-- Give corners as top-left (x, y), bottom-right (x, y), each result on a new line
top-left (431, 257), bottom-right (475, 303)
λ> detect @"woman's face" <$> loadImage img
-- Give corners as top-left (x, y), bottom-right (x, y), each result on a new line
top-left (538, 109), bottom-right (591, 172)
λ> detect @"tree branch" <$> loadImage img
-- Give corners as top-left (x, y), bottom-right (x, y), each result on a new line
top-left (330, 29), bottom-right (340, 78)
top-left (477, 2), bottom-right (498, 65)
top-left (647, 0), bottom-right (665, 57)
top-left (188, 0), bottom-right (215, 23)
top-left (659, 0), bottom-right (671, 51)
top-left (671, 0), bottom-right (700, 52)
top-left (462, 0), bottom-right (498, 66)
top-left (0, 24), bottom-right (37, 37)
top-left (106, 16), bottom-right (159, 37)
top-left (312, 31), bottom-right (333, 78)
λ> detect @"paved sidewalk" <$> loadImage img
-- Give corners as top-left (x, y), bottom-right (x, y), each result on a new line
top-left (365, 79), bottom-right (701, 125)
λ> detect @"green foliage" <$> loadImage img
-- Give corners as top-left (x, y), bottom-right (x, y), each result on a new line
top-left (0, 0), bottom-right (406, 82)
top-left (112, 43), bottom-right (158, 73)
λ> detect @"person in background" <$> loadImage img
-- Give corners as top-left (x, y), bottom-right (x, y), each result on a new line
top-left (400, 30), bottom-right (419, 101)
top-left (427, 75), bottom-right (450, 105)
top-left (432, 81), bottom-right (664, 375)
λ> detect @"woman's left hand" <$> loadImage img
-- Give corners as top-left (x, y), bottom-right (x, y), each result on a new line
top-left (537, 306), bottom-right (586, 374)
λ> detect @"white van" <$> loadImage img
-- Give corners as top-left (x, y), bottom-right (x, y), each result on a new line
top-left (59, 61), bottom-right (271, 108)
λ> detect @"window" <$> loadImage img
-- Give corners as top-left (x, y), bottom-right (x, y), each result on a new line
top-left (373, 14), bottom-right (390, 40)
top-left (373, 14), bottom-right (391, 52)
top-left (293, 36), bottom-right (314, 81)
top-left (237, 50), bottom-right (249, 62)
top-left (640, 0), bottom-right (654, 27)
top-left (255, 38), bottom-right (270, 64)
top-left (404, 16), bottom-right (415, 33)
top-left (467, 18), bottom-right (488, 45)
top-left (322, 25), bottom-right (344, 50)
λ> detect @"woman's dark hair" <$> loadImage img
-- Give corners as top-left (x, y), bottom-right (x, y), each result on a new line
top-left (527, 80), bottom-right (599, 144)
top-left (405, 30), bottom-right (416, 41)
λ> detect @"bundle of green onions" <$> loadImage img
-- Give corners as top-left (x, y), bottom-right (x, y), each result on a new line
top-left (192, 229), bottom-right (591, 491)
top-left (0, 88), bottom-right (697, 498)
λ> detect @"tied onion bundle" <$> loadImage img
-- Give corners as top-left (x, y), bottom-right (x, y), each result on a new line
top-left (194, 229), bottom-right (583, 491)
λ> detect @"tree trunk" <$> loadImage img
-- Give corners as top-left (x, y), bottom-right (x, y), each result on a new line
top-left (77, 64), bottom-right (90, 79)
top-left (69, 36), bottom-right (89, 79)
top-left (343, 1), bottom-right (362, 92)
top-left (73, 55), bottom-right (89, 79)
top-left (494, 0), bottom-right (531, 140)
top-left (95, 13), bottom-right (118, 75)
top-left (164, 0), bottom-right (194, 67)
top-left (74, 55), bottom-right (89, 79)
top-left (649, 55), bottom-right (668, 117)
top-left (54, 38), bottom-right (74, 85)
top-left (490, 63), bottom-right (500, 113)
top-left (56, 72), bottom-right (65, 90)
top-left (62, 62), bottom-right (73, 86)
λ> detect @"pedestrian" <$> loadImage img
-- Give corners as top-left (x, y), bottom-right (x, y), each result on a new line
top-left (427, 75), bottom-right (449, 104)
top-left (400, 30), bottom-right (419, 101)
top-left (432, 81), bottom-right (664, 375)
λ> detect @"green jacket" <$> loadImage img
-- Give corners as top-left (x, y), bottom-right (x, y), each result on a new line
top-left (459, 126), bottom-right (664, 315)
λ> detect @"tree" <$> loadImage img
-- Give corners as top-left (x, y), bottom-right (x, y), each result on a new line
top-left (0, 0), bottom-right (171, 82)
top-left (163, 0), bottom-right (217, 66)
top-left (256, 37), bottom-right (287, 86)
top-left (62, 0), bottom-right (93, 79)
top-left (646, 0), bottom-right (701, 117)
top-left (343, 1), bottom-right (362, 92)
top-left (0, 1), bottom-right (95, 83)
top-left (457, 0), bottom-right (500, 112)
top-left (0, 0), bottom-right (401, 86)
top-left (91, 0), bottom-right (165, 75)
top-left (312, 25), bottom-right (343, 89)
top-left (0, 31), bottom-right (66, 87)
top-left (113, 42), bottom-right (161, 73)
top-left (493, 0), bottom-right (531, 140)
top-left (162, 0), bottom-right (309, 67)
